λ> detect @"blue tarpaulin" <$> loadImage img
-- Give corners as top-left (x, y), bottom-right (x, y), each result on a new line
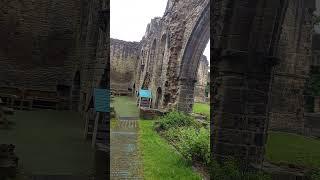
top-left (94, 88), bottom-right (110, 112)
top-left (139, 89), bottom-right (152, 98)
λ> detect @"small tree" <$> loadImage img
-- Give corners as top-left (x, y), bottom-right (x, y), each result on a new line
top-left (314, 14), bottom-right (320, 26)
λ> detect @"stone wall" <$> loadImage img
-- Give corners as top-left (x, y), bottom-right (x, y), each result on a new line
top-left (194, 55), bottom-right (209, 102)
top-left (304, 113), bottom-right (320, 137)
top-left (110, 39), bottom-right (140, 92)
top-left (269, 1), bottom-right (314, 133)
top-left (0, 0), bottom-right (81, 91)
top-left (133, 0), bottom-right (210, 112)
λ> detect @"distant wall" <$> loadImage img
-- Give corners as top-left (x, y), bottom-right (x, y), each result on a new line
top-left (194, 55), bottom-right (209, 102)
top-left (110, 38), bottom-right (140, 91)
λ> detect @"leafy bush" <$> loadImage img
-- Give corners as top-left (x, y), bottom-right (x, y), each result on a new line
top-left (163, 127), bottom-right (210, 165)
top-left (311, 169), bottom-right (320, 180)
top-left (210, 158), bottom-right (272, 180)
top-left (155, 111), bottom-right (198, 131)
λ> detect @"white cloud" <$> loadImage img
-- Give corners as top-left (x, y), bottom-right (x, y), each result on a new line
top-left (110, 0), bottom-right (210, 64)
top-left (110, 0), bottom-right (167, 41)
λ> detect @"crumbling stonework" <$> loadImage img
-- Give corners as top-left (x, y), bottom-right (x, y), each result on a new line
top-left (194, 55), bottom-right (209, 103)
top-left (269, 1), bottom-right (315, 134)
top-left (110, 39), bottom-right (140, 93)
top-left (110, 0), bottom-right (210, 111)
top-left (0, 0), bottom-right (81, 91)
top-left (211, 0), bottom-right (315, 168)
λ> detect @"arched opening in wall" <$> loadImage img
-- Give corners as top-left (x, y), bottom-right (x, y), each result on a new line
top-left (155, 87), bottom-right (162, 109)
top-left (71, 71), bottom-right (81, 111)
top-left (148, 39), bottom-right (157, 73)
top-left (133, 83), bottom-right (136, 96)
top-left (177, 4), bottom-right (210, 113)
top-left (158, 34), bottom-right (167, 76)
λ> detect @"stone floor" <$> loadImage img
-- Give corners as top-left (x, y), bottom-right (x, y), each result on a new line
top-left (110, 96), bottom-right (143, 179)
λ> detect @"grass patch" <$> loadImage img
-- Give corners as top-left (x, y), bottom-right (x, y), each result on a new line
top-left (111, 118), bottom-right (118, 129)
top-left (193, 103), bottom-right (210, 117)
top-left (266, 131), bottom-right (320, 169)
top-left (112, 96), bottom-right (139, 117)
top-left (139, 120), bottom-right (202, 179)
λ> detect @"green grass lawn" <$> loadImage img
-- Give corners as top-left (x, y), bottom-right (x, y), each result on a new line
top-left (266, 132), bottom-right (320, 169)
top-left (138, 120), bottom-right (202, 180)
top-left (112, 96), bottom-right (139, 117)
top-left (193, 103), bottom-right (210, 117)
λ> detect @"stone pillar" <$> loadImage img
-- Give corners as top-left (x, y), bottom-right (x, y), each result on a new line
top-left (314, 96), bottom-right (320, 112)
top-left (177, 79), bottom-right (197, 113)
top-left (211, 49), bottom-right (278, 169)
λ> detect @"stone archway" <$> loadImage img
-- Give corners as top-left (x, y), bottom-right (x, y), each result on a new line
top-left (209, 0), bottom-right (294, 168)
top-left (174, 0), bottom-right (295, 168)
top-left (176, 3), bottom-right (210, 113)
top-left (71, 71), bottom-right (81, 111)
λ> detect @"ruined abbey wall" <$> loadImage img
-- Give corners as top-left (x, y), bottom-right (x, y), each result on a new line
top-left (110, 39), bottom-right (140, 91)
top-left (269, 1), bottom-right (315, 133)
top-left (77, 0), bottom-right (109, 111)
top-left (132, 0), bottom-right (210, 111)
top-left (194, 55), bottom-right (209, 102)
top-left (0, 0), bottom-right (81, 91)
top-left (0, 0), bottom-right (109, 112)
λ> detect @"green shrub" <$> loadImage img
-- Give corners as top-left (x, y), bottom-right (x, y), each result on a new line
top-left (155, 111), bottom-right (197, 131)
top-left (178, 127), bottom-right (210, 164)
top-left (311, 169), bottom-right (320, 180)
top-left (162, 127), bottom-right (180, 142)
top-left (163, 126), bottom-right (210, 165)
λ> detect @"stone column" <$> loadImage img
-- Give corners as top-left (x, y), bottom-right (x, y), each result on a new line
top-left (176, 79), bottom-right (197, 113)
top-left (211, 49), bottom-right (278, 169)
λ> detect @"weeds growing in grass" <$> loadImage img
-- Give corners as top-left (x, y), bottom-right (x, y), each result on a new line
top-left (155, 111), bottom-right (200, 131)
top-left (210, 158), bottom-right (272, 180)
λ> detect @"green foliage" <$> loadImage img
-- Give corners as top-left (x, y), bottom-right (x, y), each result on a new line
top-left (193, 103), bottom-right (210, 119)
top-left (304, 67), bottom-right (320, 112)
top-left (308, 72), bottom-right (320, 96)
top-left (210, 158), bottom-right (272, 180)
top-left (155, 111), bottom-right (197, 131)
top-left (266, 132), bottom-right (320, 169)
top-left (205, 82), bottom-right (210, 97)
top-left (164, 127), bottom-right (210, 165)
top-left (311, 169), bottom-right (320, 180)
top-left (305, 67), bottom-right (320, 97)
top-left (139, 120), bottom-right (202, 179)
top-left (315, 15), bottom-right (320, 26)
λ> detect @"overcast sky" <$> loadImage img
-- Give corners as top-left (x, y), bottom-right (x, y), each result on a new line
top-left (110, 0), bottom-right (210, 64)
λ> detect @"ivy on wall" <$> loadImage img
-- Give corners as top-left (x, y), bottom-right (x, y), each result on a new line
top-left (315, 15), bottom-right (320, 26)
top-left (205, 82), bottom-right (209, 97)
top-left (305, 67), bottom-right (320, 112)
